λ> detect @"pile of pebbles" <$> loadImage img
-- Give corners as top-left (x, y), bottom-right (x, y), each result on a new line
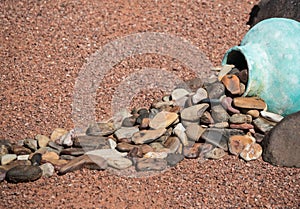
top-left (0, 65), bottom-right (284, 183)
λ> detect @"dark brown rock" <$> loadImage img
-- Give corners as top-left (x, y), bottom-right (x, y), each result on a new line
top-left (5, 165), bottom-right (42, 183)
top-left (262, 111), bottom-right (300, 167)
top-left (12, 145), bottom-right (32, 155)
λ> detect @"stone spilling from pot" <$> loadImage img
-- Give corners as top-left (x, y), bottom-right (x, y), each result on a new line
top-left (0, 65), bottom-right (286, 183)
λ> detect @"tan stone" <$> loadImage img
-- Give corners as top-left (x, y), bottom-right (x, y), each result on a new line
top-left (240, 143), bottom-right (262, 161)
top-left (42, 151), bottom-right (59, 161)
top-left (149, 111), bottom-right (178, 129)
top-left (50, 128), bottom-right (68, 142)
top-left (246, 110), bottom-right (260, 118)
top-left (228, 134), bottom-right (255, 155)
top-left (221, 74), bottom-right (241, 95)
top-left (233, 97), bottom-right (267, 110)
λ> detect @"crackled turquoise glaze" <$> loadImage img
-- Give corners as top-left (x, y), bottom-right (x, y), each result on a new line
top-left (222, 18), bottom-right (300, 116)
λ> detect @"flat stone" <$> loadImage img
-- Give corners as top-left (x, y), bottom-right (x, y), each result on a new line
top-left (201, 129), bottom-right (228, 151)
top-left (1, 154), bottom-right (17, 165)
top-left (233, 97), bottom-right (267, 110)
top-left (173, 123), bottom-right (189, 146)
top-left (0, 145), bottom-right (9, 157)
top-left (42, 152), bottom-right (59, 162)
top-left (35, 134), bottom-right (50, 148)
top-left (58, 154), bottom-right (107, 175)
top-left (6, 165), bottom-right (42, 183)
top-left (73, 135), bottom-right (110, 149)
top-left (24, 138), bottom-right (38, 151)
top-left (171, 88), bottom-right (190, 101)
top-left (211, 105), bottom-right (230, 123)
top-left (205, 147), bottom-right (226, 160)
top-left (221, 74), bottom-right (241, 95)
top-left (140, 144), bottom-right (153, 154)
top-left (60, 155), bottom-right (76, 160)
top-left (12, 145), bottom-right (32, 155)
top-left (230, 123), bottom-right (254, 130)
top-left (48, 141), bottom-right (64, 152)
top-left (253, 117), bottom-right (276, 133)
top-left (228, 134), bottom-right (255, 156)
top-left (198, 143), bottom-right (214, 157)
top-left (132, 128), bottom-right (166, 144)
top-left (39, 163), bottom-right (55, 177)
top-left (144, 152), bottom-right (168, 159)
top-left (229, 114), bottom-right (251, 124)
top-left (60, 148), bottom-right (85, 156)
top-left (116, 142), bottom-right (137, 152)
top-left (163, 136), bottom-right (181, 153)
top-left (209, 122), bottom-right (229, 128)
top-left (192, 88), bottom-right (208, 104)
top-left (185, 124), bottom-right (206, 141)
top-left (240, 143), bottom-right (262, 161)
top-left (149, 111), bottom-right (178, 129)
top-left (260, 111), bottom-right (284, 123)
top-left (180, 103), bottom-right (209, 122)
top-left (262, 111), bottom-right (300, 167)
top-left (165, 153), bottom-right (184, 166)
top-left (107, 157), bottom-right (132, 170)
top-left (114, 126), bottom-right (140, 140)
top-left (135, 158), bottom-right (167, 172)
top-left (86, 122), bottom-right (116, 136)
top-left (50, 128), bottom-right (68, 142)
top-left (85, 149), bottom-right (127, 160)
top-left (205, 82), bottom-right (225, 99)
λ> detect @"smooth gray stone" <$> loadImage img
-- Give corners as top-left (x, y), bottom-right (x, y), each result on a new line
top-left (211, 105), bottom-right (230, 123)
top-left (180, 104), bottom-right (209, 122)
top-left (114, 126), bottom-right (139, 140)
top-left (6, 165), bottom-right (42, 183)
top-left (135, 158), bottom-right (167, 172)
top-left (253, 117), bottom-right (276, 133)
top-left (73, 135), bottom-right (110, 149)
top-left (166, 153), bottom-right (184, 167)
top-left (205, 81), bottom-right (225, 99)
top-left (39, 163), bottom-right (55, 177)
top-left (107, 157), bottom-right (132, 170)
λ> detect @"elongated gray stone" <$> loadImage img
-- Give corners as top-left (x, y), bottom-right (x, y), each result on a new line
top-left (180, 104), bottom-right (209, 122)
top-left (114, 127), bottom-right (139, 140)
top-left (135, 158), bottom-right (167, 172)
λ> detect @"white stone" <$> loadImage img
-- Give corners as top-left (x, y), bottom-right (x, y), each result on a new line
top-left (171, 88), bottom-right (190, 101)
top-left (86, 149), bottom-right (127, 160)
top-left (260, 111), bottom-right (284, 123)
top-left (107, 157), bottom-right (132, 170)
top-left (108, 138), bottom-right (117, 149)
top-left (17, 155), bottom-right (30, 161)
top-left (144, 151), bottom-right (168, 159)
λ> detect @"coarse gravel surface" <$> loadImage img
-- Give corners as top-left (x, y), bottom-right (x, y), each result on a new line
top-left (0, 0), bottom-right (299, 208)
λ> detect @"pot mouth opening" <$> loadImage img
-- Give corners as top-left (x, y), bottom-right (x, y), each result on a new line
top-left (225, 50), bottom-right (248, 70)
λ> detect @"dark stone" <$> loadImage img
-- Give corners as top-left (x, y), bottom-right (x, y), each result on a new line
top-left (73, 135), bottom-right (109, 149)
top-left (30, 153), bottom-right (42, 166)
top-left (12, 145), bottom-right (32, 155)
top-left (5, 165), bottom-right (42, 183)
top-left (262, 111), bottom-right (300, 167)
top-left (247, 0), bottom-right (300, 27)
top-left (60, 147), bottom-right (85, 156)
top-left (121, 116), bottom-right (136, 127)
top-left (0, 139), bottom-right (12, 153)
top-left (0, 168), bottom-right (6, 182)
top-left (166, 153), bottom-right (184, 167)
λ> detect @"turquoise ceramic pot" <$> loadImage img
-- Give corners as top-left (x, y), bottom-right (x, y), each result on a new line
top-left (222, 18), bottom-right (300, 116)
